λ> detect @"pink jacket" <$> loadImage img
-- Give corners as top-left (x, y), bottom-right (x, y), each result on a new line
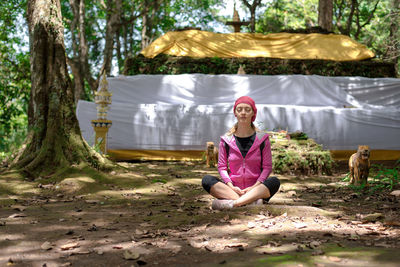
top-left (218, 131), bottom-right (273, 189)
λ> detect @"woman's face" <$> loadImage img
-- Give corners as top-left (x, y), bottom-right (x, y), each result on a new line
top-left (235, 103), bottom-right (254, 123)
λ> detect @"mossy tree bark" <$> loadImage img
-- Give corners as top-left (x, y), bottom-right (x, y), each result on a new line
top-left (15, 0), bottom-right (108, 178)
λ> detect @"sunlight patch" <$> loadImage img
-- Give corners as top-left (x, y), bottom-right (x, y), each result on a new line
top-left (57, 177), bottom-right (95, 193)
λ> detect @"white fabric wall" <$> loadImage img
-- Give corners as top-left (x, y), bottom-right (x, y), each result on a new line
top-left (76, 74), bottom-right (400, 151)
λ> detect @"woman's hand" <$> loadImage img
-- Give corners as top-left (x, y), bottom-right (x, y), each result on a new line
top-left (242, 187), bottom-right (253, 193)
top-left (242, 181), bottom-right (262, 194)
top-left (227, 182), bottom-right (244, 196)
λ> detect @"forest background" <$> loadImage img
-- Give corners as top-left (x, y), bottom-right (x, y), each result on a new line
top-left (1, 0), bottom-right (399, 163)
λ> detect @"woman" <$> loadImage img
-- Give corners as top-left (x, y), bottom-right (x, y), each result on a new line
top-left (202, 96), bottom-right (280, 210)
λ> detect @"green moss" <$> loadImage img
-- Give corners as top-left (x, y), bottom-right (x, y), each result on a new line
top-left (124, 54), bottom-right (396, 78)
top-left (257, 254), bottom-right (300, 265)
top-left (269, 132), bottom-right (333, 175)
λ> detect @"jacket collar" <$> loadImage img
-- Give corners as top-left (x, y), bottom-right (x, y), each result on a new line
top-left (222, 130), bottom-right (269, 153)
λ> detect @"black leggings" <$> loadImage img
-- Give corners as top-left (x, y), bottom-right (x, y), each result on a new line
top-left (201, 175), bottom-right (281, 201)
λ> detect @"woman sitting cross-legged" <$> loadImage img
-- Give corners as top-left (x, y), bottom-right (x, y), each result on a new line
top-left (202, 96), bottom-right (280, 210)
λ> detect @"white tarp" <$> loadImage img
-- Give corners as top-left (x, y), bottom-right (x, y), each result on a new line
top-left (76, 74), bottom-right (400, 151)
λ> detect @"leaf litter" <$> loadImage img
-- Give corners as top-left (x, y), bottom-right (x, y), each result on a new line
top-left (0, 161), bottom-right (400, 266)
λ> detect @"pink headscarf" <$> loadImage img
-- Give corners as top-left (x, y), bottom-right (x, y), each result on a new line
top-left (233, 96), bottom-right (257, 122)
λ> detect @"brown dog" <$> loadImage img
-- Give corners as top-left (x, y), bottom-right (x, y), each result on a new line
top-left (349, 145), bottom-right (370, 185)
top-left (206, 142), bottom-right (218, 168)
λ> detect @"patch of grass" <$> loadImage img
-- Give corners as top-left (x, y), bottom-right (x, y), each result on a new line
top-left (0, 170), bottom-right (39, 203)
top-left (251, 244), bottom-right (400, 267)
top-left (256, 253), bottom-right (313, 267)
top-left (342, 161), bottom-right (400, 194)
top-left (151, 178), bottom-right (167, 184)
top-left (369, 162), bottom-right (400, 192)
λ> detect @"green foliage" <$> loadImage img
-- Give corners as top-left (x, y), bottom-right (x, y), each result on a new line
top-left (289, 131), bottom-right (309, 140)
top-left (0, 0), bottom-right (30, 159)
top-left (60, 0), bottom-right (222, 77)
top-left (256, 0), bottom-right (318, 33)
top-left (269, 132), bottom-right (334, 175)
top-left (256, 0), bottom-right (399, 76)
top-left (343, 161), bottom-right (400, 193)
top-left (368, 162), bottom-right (400, 192)
top-left (124, 54), bottom-right (396, 77)
top-left (91, 136), bottom-right (103, 154)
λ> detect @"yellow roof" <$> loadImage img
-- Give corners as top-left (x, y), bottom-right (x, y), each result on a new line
top-left (141, 30), bottom-right (375, 61)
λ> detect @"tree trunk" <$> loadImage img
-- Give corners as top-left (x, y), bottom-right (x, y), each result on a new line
top-left (141, 8), bottom-right (150, 49)
top-left (242, 0), bottom-right (261, 33)
top-left (318, 0), bottom-right (333, 31)
top-left (67, 0), bottom-right (97, 102)
top-left (68, 0), bottom-right (84, 103)
top-left (16, 0), bottom-right (107, 178)
top-left (388, 0), bottom-right (399, 74)
top-left (100, 0), bottom-right (122, 76)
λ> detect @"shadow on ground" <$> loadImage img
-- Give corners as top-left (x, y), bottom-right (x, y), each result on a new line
top-left (0, 160), bottom-right (399, 267)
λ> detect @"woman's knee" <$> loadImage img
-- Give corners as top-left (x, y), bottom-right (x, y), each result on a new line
top-left (263, 176), bottom-right (280, 197)
top-left (202, 175), bottom-right (220, 193)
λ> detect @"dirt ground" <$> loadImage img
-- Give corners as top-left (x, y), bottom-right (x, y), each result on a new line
top-left (0, 160), bottom-right (400, 267)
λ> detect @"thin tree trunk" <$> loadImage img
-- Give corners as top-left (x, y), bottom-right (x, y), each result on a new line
top-left (123, 24), bottom-right (129, 59)
top-left (100, 0), bottom-right (121, 76)
top-left (17, 0), bottom-right (107, 178)
top-left (242, 0), bottom-right (261, 33)
top-left (67, 0), bottom-right (97, 102)
top-left (141, 11), bottom-right (149, 49)
top-left (318, 0), bottom-right (333, 31)
top-left (116, 29), bottom-right (123, 72)
top-left (345, 0), bottom-right (357, 36)
top-left (68, 0), bottom-right (84, 103)
top-left (388, 0), bottom-right (399, 74)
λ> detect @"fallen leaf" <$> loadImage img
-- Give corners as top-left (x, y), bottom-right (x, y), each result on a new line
top-left (60, 242), bottom-right (80, 251)
top-left (328, 256), bottom-right (341, 262)
top-left (189, 240), bottom-right (207, 248)
top-left (348, 234), bottom-right (360, 240)
top-left (69, 251), bottom-right (91, 255)
top-left (8, 213), bottom-right (27, 218)
top-left (384, 220), bottom-right (400, 227)
top-left (362, 213), bottom-right (384, 222)
top-left (11, 205), bottom-right (26, 211)
top-left (375, 242), bottom-right (393, 248)
top-left (85, 200), bottom-right (100, 204)
top-left (229, 219), bottom-right (242, 225)
top-left (226, 242), bottom-right (248, 248)
top-left (262, 221), bottom-right (274, 228)
top-left (41, 241), bottom-right (53, 250)
top-left (308, 241), bottom-right (321, 249)
top-left (87, 224), bottom-right (98, 231)
top-left (312, 249), bottom-right (324, 256)
top-left (294, 222), bottom-right (307, 229)
top-left (247, 222), bottom-right (256, 229)
top-left (123, 249), bottom-right (140, 260)
top-left (204, 245), bottom-right (215, 251)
